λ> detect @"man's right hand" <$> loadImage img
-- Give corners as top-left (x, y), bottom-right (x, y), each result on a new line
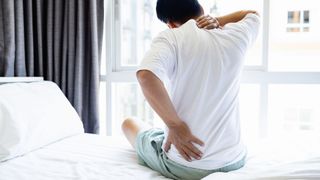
top-left (164, 121), bottom-right (204, 162)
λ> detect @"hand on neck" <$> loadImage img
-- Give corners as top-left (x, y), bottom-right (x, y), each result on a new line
top-left (167, 13), bottom-right (204, 29)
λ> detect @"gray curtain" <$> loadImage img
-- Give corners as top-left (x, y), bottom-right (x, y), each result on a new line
top-left (0, 0), bottom-right (104, 134)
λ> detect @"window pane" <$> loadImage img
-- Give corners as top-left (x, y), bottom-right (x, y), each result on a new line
top-left (121, 29), bottom-right (135, 65)
top-left (304, 10), bottom-right (310, 23)
top-left (120, 0), bottom-right (166, 67)
top-left (269, 0), bottom-right (320, 71)
top-left (268, 85), bottom-right (320, 138)
top-left (111, 82), bottom-right (163, 136)
top-left (287, 11), bottom-right (300, 23)
top-left (286, 27), bottom-right (300, 32)
top-left (303, 27), bottom-right (310, 32)
top-left (199, 0), bottom-right (264, 66)
top-left (120, 0), bottom-right (136, 66)
top-left (239, 84), bottom-right (261, 143)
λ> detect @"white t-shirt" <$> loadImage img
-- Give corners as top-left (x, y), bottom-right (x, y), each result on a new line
top-left (138, 13), bottom-right (260, 170)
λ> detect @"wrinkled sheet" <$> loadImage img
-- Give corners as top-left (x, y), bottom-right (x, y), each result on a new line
top-left (0, 134), bottom-right (169, 180)
top-left (1, 134), bottom-right (320, 180)
top-left (204, 137), bottom-right (320, 180)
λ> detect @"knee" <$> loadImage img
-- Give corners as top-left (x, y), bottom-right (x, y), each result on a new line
top-left (122, 117), bottom-right (135, 132)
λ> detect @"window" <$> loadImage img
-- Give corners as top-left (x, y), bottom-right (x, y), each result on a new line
top-left (101, 0), bottom-right (320, 142)
top-left (118, 0), bottom-right (166, 69)
top-left (269, 0), bottom-right (320, 71)
top-left (303, 11), bottom-right (310, 23)
top-left (239, 84), bottom-right (261, 143)
top-left (287, 11), bottom-right (300, 24)
top-left (268, 85), bottom-right (320, 137)
top-left (287, 10), bottom-right (310, 32)
top-left (111, 83), bottom-right (163, 136)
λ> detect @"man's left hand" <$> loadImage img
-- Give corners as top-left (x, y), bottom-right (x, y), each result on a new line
top-left (196, 15), bottom-right (220, 29)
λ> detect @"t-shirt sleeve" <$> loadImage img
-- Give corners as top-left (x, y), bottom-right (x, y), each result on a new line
top-left (137, 31), bottom-right (176, 83)
top-left (223, 13), bottom-right (261, 50)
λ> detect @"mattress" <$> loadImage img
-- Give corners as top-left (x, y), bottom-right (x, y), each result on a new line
top-left (204, 136), bottom-right (320, 180)
top-left (0, 134), bottom-right (169, 180)
top-left (0, 133), bottom-right (319, 180)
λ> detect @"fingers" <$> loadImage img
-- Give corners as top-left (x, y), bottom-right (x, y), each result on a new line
top-left (166, 122), bottom-right (205, 162)
top-left (164, 140), bottom-right (172, 152)
top-left (197, 15), bottom-right (211, 28)
top-left (196, 16), bottom-right (207, 28)
top-left (196, 15), bottom-right (210, 24)
top-left (192, 136), bottom-right (204, 146)
top-left (198, 20), bottom-right (213, 28)
top-left (176, 143), bottom-right (202, 161)
top-left (165, 140), bottom-right (195, 161)
top-left (203, 24), bottom-right (215, 30)
top-left (198, 19), bottom-right (217, 29)
top-left (185, 142), bottom-right (202, 159)
top-left (204, 21), bottom-right (220, 29)
top-left (176, 145), bottom-right (192, 161)
top-left (196, 15), bottom-right (207, 22)
top-left (196, 15), bottom-right (220, 29)
top-left (183, 144), bottom-right (202, 160)
top-left (197, 15), bottom-right (213, 27)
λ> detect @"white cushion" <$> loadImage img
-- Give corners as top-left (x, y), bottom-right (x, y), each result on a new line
top-left (0, 81), bottom-right (84, 161)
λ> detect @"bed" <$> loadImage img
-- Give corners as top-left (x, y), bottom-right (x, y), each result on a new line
top-left (1, 133), bottom-right (320, 180)
top-left (0, 78), bottom-right (320, 180)
top-left (205, 137), bottom-right (320, 180)
top-left (0, 134), bottom-right (169, 180)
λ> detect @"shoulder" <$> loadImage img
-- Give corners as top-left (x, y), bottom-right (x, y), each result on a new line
top-left (150, 29), bottom-right (178, 51)
top-left (156, 29), bottom-right (175, 42)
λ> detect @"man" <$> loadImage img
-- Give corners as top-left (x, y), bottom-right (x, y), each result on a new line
top-left (122, 0), bottom-right (260, 179)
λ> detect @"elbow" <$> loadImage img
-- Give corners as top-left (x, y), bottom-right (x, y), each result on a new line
top-left (252, 11), bottom-right (260, 16)
top-left (136, 70), bottom-right (152, 85)
top-left (248, 10), bottom-right (260, 16)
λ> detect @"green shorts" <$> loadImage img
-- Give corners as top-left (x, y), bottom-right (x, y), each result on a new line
top-left (135, 128), bottom-right (246, 180)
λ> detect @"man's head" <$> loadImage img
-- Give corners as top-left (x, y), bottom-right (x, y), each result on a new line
top-left (156, 0), bottom-right (204, 28)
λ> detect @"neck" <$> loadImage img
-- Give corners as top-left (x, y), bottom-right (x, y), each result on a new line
top-left (192, 14), bottom-right (203, 21)
top-left (168, 13), bottom-right (204, 28)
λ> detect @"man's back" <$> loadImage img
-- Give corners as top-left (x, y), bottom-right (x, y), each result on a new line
top-left (139, 13), bottom-right (260, 169)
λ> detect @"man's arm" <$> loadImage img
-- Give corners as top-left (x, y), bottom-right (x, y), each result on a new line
top-left (217, 10), bottom-right (259, 27)
top-left (137, 70), bottom-right (204, 161)
top-left (197, 10), bottom-right (259, 29)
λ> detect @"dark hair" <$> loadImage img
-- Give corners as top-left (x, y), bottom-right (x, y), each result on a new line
top-left (156, 0), bottom-right (202, 24)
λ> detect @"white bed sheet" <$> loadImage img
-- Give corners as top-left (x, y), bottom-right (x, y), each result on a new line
top-left (204, 137), bottom-right (320, 180)
top-left (1, 134), bottom-right (320, 180)
top-left (0, 134), bottom-right (169, 180)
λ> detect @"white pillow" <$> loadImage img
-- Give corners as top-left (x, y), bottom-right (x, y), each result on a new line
top-left (0, 81), bottom-right (84, 161)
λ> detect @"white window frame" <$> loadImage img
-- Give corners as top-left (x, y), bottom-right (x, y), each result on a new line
top-left (101, 0), bottom-right (320, 136)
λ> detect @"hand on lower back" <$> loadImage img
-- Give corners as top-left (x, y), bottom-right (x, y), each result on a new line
top-left (164, 121), bottom-right (204, 161)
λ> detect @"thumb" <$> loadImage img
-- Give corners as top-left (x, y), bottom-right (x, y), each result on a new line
top-left (164, 140), bottom-right (172, 152)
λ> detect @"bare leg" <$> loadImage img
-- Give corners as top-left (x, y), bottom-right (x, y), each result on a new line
top-left (121, 117), bottom-right (151, 149)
